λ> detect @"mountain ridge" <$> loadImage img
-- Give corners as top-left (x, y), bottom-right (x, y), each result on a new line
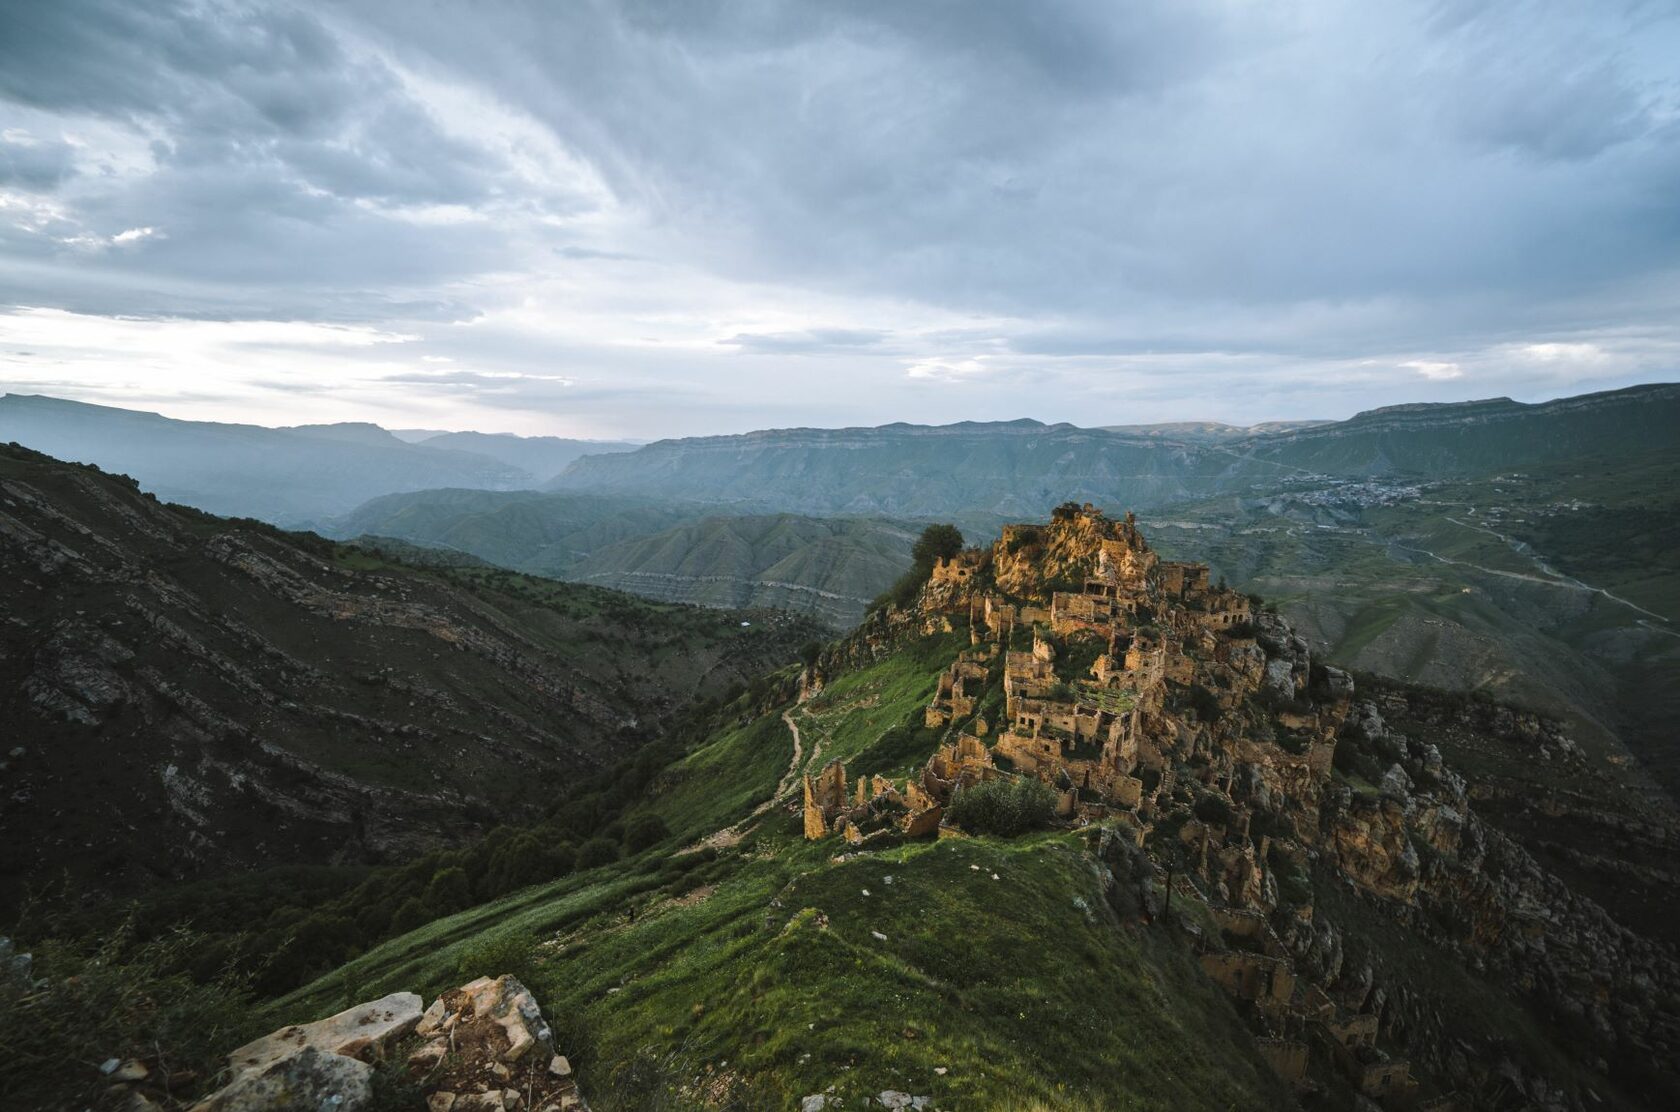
top-left (0, 443), bottom-right (822, 913)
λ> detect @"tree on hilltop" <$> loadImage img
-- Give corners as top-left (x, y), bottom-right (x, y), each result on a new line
top-left (911, 523), bottom-right (965, 568)
top-left (872, 523), bottom-right (967, 613)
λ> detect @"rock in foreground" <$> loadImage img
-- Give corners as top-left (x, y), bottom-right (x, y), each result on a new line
top-left (161, 975), bottom-right (586, 1111)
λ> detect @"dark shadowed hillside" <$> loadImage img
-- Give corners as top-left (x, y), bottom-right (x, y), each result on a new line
top-left (0, 444), bottom-right (822, 914)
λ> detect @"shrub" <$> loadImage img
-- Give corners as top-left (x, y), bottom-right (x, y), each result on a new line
top-left (424, 867), bottom-right (472, 914)
top-left (911, 523), bottom-right (964, 566)
top-left (623, 813), bottom-right (670, 853)
top-left (388, 897), bottom-right (430, 936)
top-left (577, 837), bottom-right (621, 870)
top-left (946, 776), bottom-right (1058, 836)
top-left (487, 833), bottom-right (564, 895)
top-left (455, 926), bottom-right (543, 989)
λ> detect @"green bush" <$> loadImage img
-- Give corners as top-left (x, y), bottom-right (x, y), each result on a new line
top-left (455, 926), bottom-right (543, 989)
top-left (946, 776), bottom-right (1058, 836)
top-left (871, 523), bottom-right (966, 612)
top-left (423, 866), bottom-right (472, 914)
top-left (577, 837), bottom-right (621, 870)
top-left (624, 813), bottom-right (671, 853)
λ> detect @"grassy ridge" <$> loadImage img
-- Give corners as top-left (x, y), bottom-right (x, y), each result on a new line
top-left (270, 646), bottom-right (1285, 1110)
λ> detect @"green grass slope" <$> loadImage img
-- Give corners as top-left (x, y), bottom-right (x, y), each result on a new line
top-left (272, 648), bottom-right (1286, 1111)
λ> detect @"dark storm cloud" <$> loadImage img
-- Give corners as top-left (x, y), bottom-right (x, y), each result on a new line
top-left (0, 133), bottom-right (78, 190)
top-left (0, 0), bottom-right (1676, 434)
top-left (348, 0), bottom-right (1680, 319)
top-left (0, 0), bottom-right (596, 321)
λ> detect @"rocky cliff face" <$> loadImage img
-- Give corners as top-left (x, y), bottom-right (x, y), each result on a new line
top-left (871, 503), bottom-right (1680, 1109)
top-left (0, 445), bottom-right (820, 913)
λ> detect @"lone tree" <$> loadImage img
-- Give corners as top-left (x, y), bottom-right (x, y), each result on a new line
top-left (911, 523), bottom-right (965, 569)
top-left (874, 523), bottom-right (967, 612)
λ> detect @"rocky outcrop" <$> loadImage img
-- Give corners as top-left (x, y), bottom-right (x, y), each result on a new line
top-left (825, 502), bottom-right (1680, 1109)
top-left (408, 975), bottom-right (586, 1111)
top-left (139, 976), bottom-right (588, 1112)
top-left (223, 992), bottom-right (423, 1080)
top-left (188, 1047), bottom-right (373, 1112)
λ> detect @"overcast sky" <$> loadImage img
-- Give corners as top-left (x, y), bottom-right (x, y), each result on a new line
top-left (0, 0), bottom-right (1676, 438)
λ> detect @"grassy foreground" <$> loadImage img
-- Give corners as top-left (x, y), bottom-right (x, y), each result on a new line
top-left (270, 650), bottom-right (1287, 1110)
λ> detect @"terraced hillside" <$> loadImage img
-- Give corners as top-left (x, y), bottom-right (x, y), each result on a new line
top-left (0, 445), bottom-right (822, 914)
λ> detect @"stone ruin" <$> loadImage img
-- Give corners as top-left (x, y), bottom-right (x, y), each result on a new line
top-left (102, 974), bottom-right (587, 1111)
top-left (809, 505), bottom-right (1454, 1103)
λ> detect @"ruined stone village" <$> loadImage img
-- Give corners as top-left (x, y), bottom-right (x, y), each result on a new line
top-left (799, 504), bottom-right (1678, 1110)
top-left (49, 501), bottom-right (1679, 1112)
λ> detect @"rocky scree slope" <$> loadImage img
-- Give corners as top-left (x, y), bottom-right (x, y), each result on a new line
top-left (0, 444), bottom-right (821, 914)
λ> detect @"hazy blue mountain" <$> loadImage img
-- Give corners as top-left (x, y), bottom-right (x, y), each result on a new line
top-left (1235, 385), bottom-right (1680, 477)
top-left (324, 488), bottom-right (698, 575)
top-left (326, 490), bottom-right (919, 625)
top-left (566, 513), bottom-right (919, 626)
top-left (549, 417), bottom-right (1238, 520)
top-left (0, 395), bottom-right (533, 524)
top-left (414, 430), bottom-right (639, 483)
top-left (550, 384), bottom-right (1680, 520)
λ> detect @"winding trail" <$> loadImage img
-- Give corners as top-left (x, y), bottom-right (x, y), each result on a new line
top-left (767, 710), bottom-right (807, 815)
top-left (683, 708), bottom-right (809, 854)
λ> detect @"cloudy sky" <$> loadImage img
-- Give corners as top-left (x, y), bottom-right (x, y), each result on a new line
top-left (0, 0), bottom-right (1676, 438)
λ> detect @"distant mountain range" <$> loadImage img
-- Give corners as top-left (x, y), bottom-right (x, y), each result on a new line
top-left (1098, 419), bottom-right (1334, 440)
top-left (0, 395), bottom-right (634, 524)
top-left (397, 429), bottom-right (638, 480)
top-left (550, 384), bottom-right (1680, 520)
top-left (7, 385), bottom-right (1676, 632)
